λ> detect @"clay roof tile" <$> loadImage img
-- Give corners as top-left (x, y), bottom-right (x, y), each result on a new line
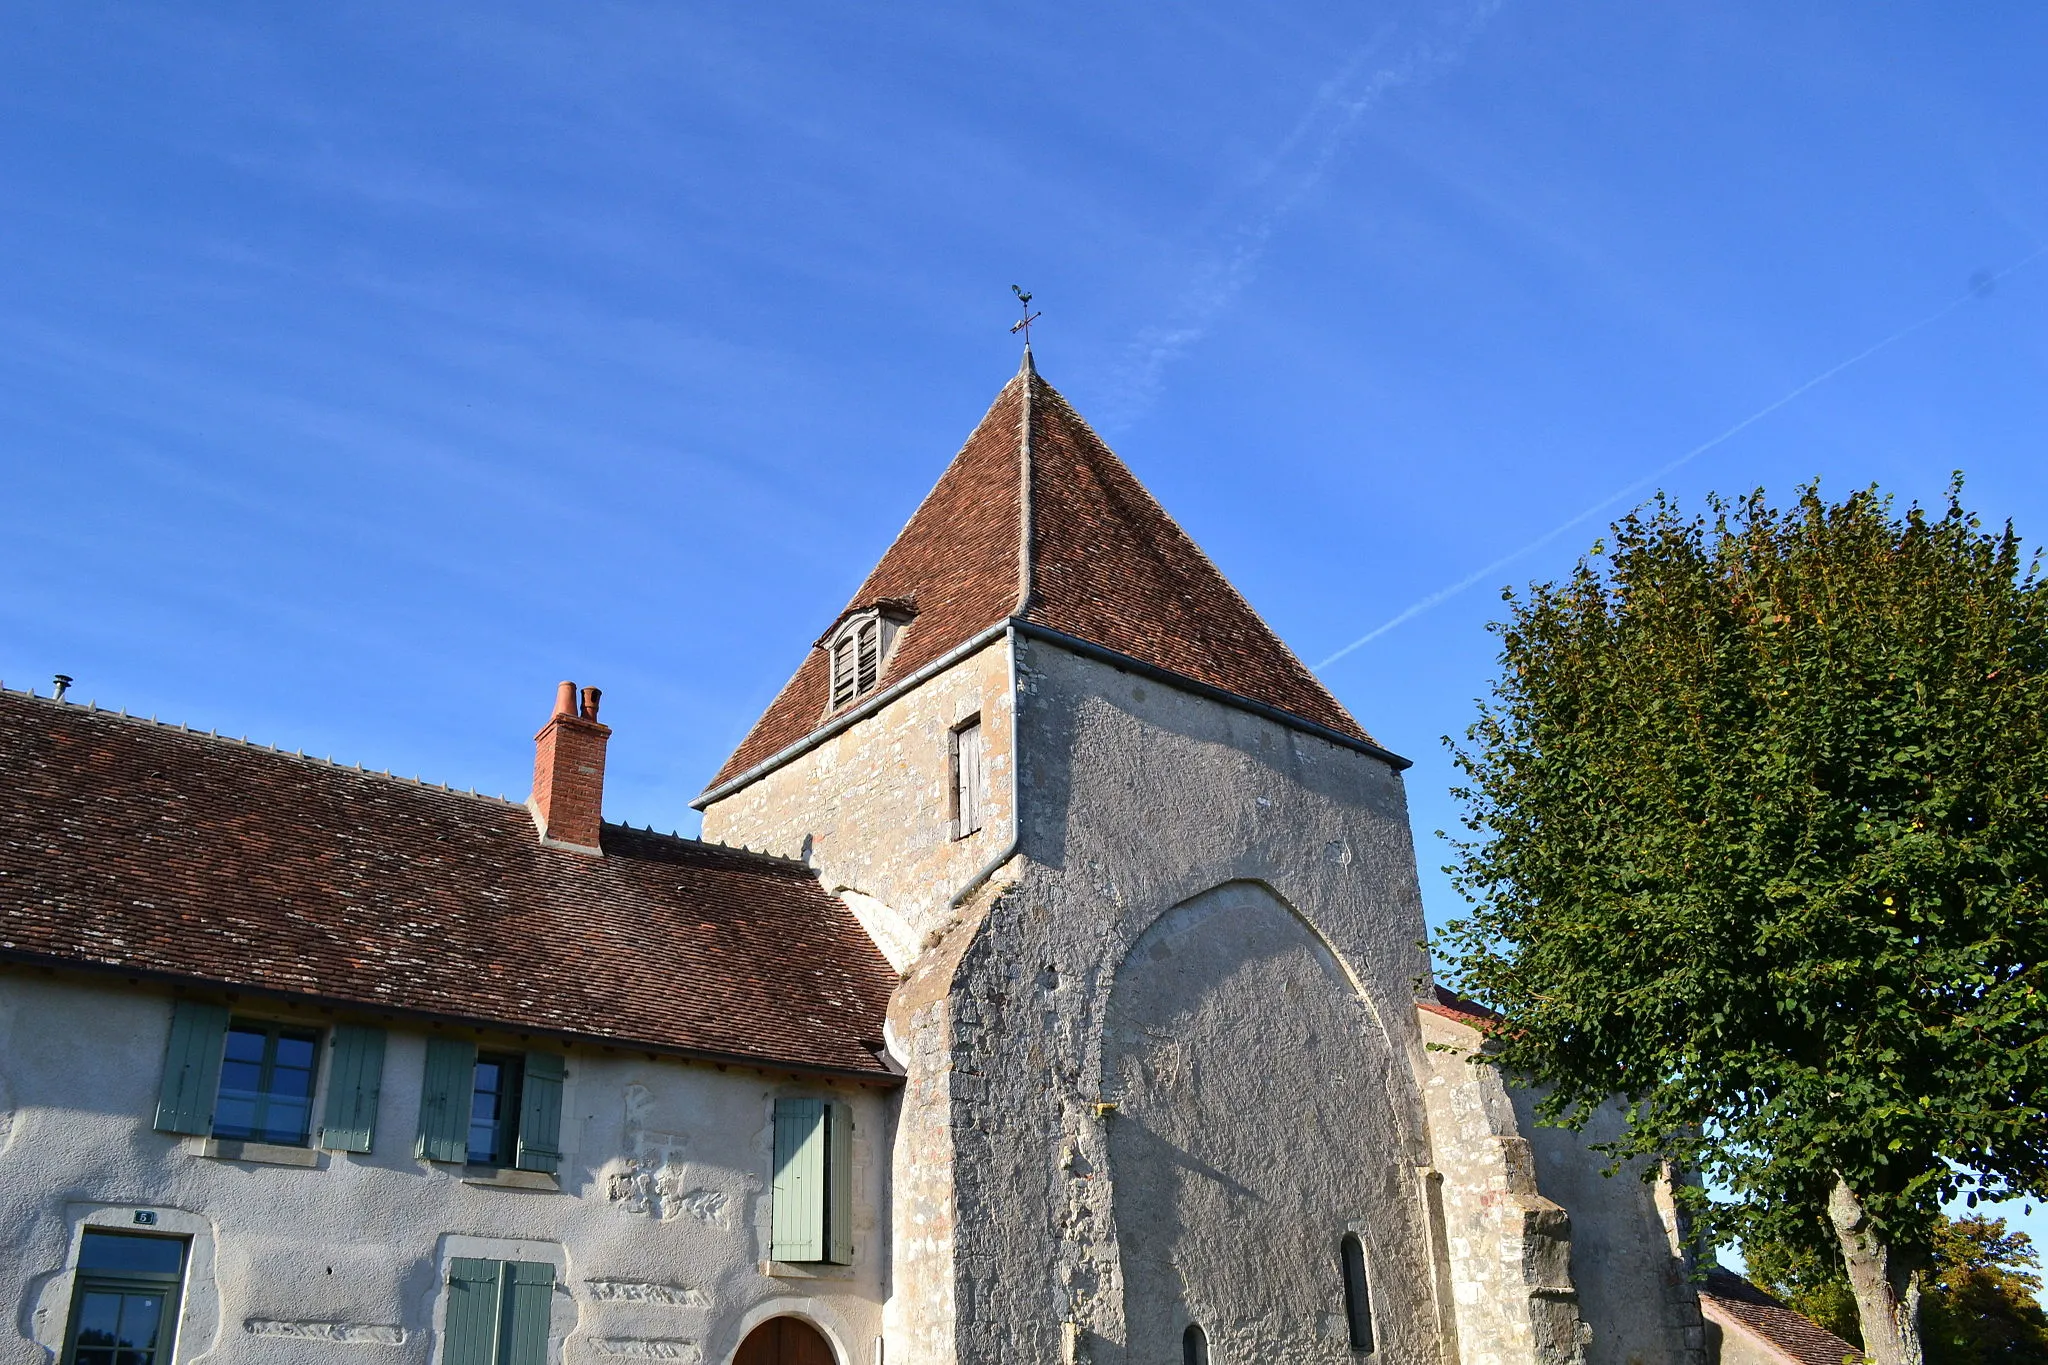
top-left (0, 691), bottom-right (897, 1078)
top-left (704, 361), bottom-right (1377, 794)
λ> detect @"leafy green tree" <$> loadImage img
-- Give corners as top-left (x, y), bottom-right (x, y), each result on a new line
top-left (1436, 481), bottom-right (2048, 1365)
top-left (1747, 1213), bottom-right (2048, 1364)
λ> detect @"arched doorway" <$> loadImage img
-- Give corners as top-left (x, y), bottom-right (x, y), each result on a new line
top-left (733, 1316), bottom-right (836, 1365)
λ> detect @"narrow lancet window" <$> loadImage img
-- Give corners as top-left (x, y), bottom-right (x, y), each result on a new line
top-left (1340, 1233), bottom-right (1375, 1352)
top-left (1182, 1323), bottom-right (1210, 1365)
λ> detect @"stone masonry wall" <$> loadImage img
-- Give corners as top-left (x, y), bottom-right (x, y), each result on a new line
top-left (1419, 1008), bottom-right (1707, 1365)
top-left (922, 639), bottom-right (1451, 1364)
top-left (1419, 1008), bottom-right (1587, 1365)
top-left (700, 637), bottom-right (1014, 953)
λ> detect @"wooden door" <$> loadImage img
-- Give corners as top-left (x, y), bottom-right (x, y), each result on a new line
top-left (733, 1317), bottom-right (835, 1365)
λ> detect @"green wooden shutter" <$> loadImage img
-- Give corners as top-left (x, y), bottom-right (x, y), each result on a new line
top-left (444, 1259), bottom-right (550, 1365)
top-left (319, 1025), bottom-right (386, 1152)
top-left (501, 1261), bottom-right (554, 1365)
top-left (443, 1258), bottom-right (502, 1365)
top-left (827, 1100), bottom-right (855, 1264)
top-left (154, 1000), bottom-right (230, 1135)
top-left (514, 1052), bottom-right (565, 1174)
top-left (772, 1097), bottom-right (827, 1262)
top-left (417, 1037), bottom-right (477, 1162)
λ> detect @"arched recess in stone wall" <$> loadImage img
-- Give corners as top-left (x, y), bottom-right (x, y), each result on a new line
top-left (1103, 880), bottom-right (1432, 1363)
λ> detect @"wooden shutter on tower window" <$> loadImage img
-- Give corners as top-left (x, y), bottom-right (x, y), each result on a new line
top-left (515, 1051), bottom-right (565, 1173)
top-left (442, 1259), bottom-right (503, 1365)
top-left (501, 1261), bottom-right (555, 1365)
top-left (954, 720), bottom-right (983, 837)
top-left (772, 1097), bottom-right (827, 1262)
top-left (319, 1025), bottom-right (386, 1152)
top-left (831, 635), bottom-right (858, 708)
top-left (154, 999), bottom-right (231, 1135)
top-left (417, 1037), bottom-right (477, 1162)
top-left (827, 1100), bottom-right (855, 1265)
top-left (855, 619), bottom-right (881, 694)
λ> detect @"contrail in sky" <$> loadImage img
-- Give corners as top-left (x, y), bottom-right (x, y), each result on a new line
top-left (1314, 244), bottom-right (2048, 673)
top-left (1108, 2), bottom-right (1503, 423)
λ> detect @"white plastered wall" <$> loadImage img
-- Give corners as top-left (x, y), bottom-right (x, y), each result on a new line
top-left (0, 971), bottom-right (891, 1365)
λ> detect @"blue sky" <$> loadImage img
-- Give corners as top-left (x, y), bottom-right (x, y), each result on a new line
top-left (5, 3), bottom-right (2045, 1257)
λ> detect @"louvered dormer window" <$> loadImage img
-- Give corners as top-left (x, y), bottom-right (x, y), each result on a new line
top-left (825, 605), bottom-right (910, 713)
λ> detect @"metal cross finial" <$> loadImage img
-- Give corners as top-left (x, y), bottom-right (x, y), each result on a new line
top-left (1010, 285), bottom-right (1041, 344)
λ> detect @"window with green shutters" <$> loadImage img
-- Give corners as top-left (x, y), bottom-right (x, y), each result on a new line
top-left (153, 1001), bottom-right (231, 1136)
top-left (771, 1097), bottom-right (854, 1264)
top-left (515, 1052), bottom-right (565, 1174)
top-left (215, 1020), bottom-right (319, 1145)
top-left (418, 1040), bottom-right (565, 1173)
top-left (319, 1025), bottom-right (387, 1153)
top-left (467, 1054), bottom-right (522, 1166)
top-left (417, 1038), bottom-right (477, 1163)
top-left (156, 1002), bottom-right (357, 1150)
top-left (442, 1258), bottom-right (553, 1365)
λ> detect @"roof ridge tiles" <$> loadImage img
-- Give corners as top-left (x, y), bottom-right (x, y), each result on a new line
top-left (0, 683), bottom-right (524, 808)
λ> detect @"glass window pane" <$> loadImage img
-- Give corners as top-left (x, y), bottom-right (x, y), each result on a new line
top-left (262, 1100), bottom-right (310, 1144)
top-left (73, 1348), bottom-right (116, 1365)
top-left (212, 1096), bottom-right (258, 1139)
top-left (269, 1062), bottom-right (315, 1099)
top-left (79, 1233), bottom-right (184, 1275)
top-left (74, 1290), bottom-right (123, 1344)
top-left (218, 1059), bottom-right (264, 1092)
top-left (223, 1028), bottom-right (268, 1062)
top-left (274, 1034), bottom-right (316, 1069)
top-left (114, 1293), bottom-right (161, 1349)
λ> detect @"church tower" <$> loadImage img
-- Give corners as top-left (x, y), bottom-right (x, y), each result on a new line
top-left (694, 351), bottom-right (1457, 1364)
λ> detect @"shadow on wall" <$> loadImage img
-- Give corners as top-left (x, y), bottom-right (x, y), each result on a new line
top-left (1016, 641), bottom-right (1407, 879)
top-left (1102, 880), bottom-right (1428, 1364)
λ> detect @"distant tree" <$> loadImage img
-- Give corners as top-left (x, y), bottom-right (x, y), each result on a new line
top-left (1747, 1213), bottom-right (2048, 1364)
top-left (1435, 480), bottom-right (2048, 1365)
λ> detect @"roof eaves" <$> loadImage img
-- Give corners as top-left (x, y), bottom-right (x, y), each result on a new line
top-left (0, 949), bottom-right (905, 1086)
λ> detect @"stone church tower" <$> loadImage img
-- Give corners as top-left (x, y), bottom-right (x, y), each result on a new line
top-left (695, 353), bottom-right (1705, 1365)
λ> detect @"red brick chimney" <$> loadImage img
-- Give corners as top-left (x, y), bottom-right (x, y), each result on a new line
top-left (529, 680), bottom-right (610, 854)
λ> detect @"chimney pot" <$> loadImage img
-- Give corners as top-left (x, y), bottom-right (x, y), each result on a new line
top-left (530, 679), bottom-right (611, 854)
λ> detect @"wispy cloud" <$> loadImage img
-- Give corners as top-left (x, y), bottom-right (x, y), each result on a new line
top-left (1313, 242), bottom-right (2048, 672)
top-left (1105, 1), bottom-right (1504, 424)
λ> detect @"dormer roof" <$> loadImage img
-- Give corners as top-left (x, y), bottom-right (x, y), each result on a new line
top-left (701, 354), bottom-right (1388, 798)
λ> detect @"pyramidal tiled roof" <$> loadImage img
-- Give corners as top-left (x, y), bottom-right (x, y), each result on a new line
top-left (704, 353), bottom-right (1380, 794)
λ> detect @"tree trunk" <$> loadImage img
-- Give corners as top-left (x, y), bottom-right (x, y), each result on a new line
top-left (1827, 1175), bottom-right (1923, 1365)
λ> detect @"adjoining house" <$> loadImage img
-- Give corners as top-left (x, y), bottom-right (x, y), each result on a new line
top-left (1, 353), bottom-right (1831, 1364)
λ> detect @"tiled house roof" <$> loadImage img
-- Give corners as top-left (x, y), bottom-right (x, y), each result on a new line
top-left (0, 689), bottom-right (898, 1079)
top-left (703, 353), bottom-right (1381, 794)
top-left (1699, 1266), bottom-right (1860, 1365)
top-left (1418, 983), bottom-right (1500, 1029)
